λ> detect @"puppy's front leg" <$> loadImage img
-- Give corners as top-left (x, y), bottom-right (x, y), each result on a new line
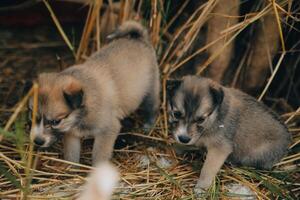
top-left (195, 144), bottom-right (232, 190)
top-left (92, 121), bottom-right (120, 165)
top-left (64, 134), bottom-right (81, 163)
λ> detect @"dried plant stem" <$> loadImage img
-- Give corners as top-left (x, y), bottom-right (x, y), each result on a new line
top-left (96, 6), bottom-right (101, 51)
top-left (289, 138), bottom-right (300, 150)
top-left (150, 0), bottom-right (162, 48)
top-left (161, 0), bottom-right (189, 36)
top-left (231, 47), bottom-right (250, 87)
top-left (258, 53), bottom-right (286, 101)
top-left (170, 27), bottom-right (232, 74)
top-left (1, 87), bottom-right (34, 142)
top-left (205, 0), bottom-right (239, 82)
top-left (119, 0), bottom-right (130, 24)
top-left (196, 2), bottom-right (277, 76)
top-left (119, 132), bottom-right (167, 142)
top-left (43, 0), bottom-right (75, 57)
top-left (0, 143), bottom-right (93, 173)
top-left (285, 106), bottom-right (300, 124)
top-left (272, 0), bottom-right (286, 52)
top-left (275, 152), bottom-right (300, 166)
top-left (76, 0), bottom-right (103, 61)
top-left (162, 77), bottom-right (169, 138)
top-left (179, 0), bottom-right (218, 58)
top-left (160, 2), bottom-right (207, 71)
top-left (196, 26), bottom-right (243, 75)
top-left (165, 0), bottom-right (217, 72)
top-left (23, 83), bottom-right (39, 200)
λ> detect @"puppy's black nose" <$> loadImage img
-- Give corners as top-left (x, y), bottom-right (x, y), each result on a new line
top-left (178, 135), bottom-right (191, 144)
top-left (34, 137), bottom-right (45, 146)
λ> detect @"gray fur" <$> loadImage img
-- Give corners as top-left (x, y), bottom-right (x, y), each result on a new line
top-left (168, 75), bottom-right (291, 189)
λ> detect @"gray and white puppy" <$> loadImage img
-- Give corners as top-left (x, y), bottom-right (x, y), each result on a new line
top-left (28, 21), bottom-right (160, 165)
top-left (167, 75), bottom-right (291, 190)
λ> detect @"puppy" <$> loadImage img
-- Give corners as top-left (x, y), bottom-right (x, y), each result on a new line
top-left (77, 162), bottom-right (119, 200)
top-left (28, 21), bottom-right (160, 164)
top-left (167, 76), bottom-right (291, 190)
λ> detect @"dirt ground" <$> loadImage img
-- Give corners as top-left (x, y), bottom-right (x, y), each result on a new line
top-left (0, 25), bottom-right (77, 124)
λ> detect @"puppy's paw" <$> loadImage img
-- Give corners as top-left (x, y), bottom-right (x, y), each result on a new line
top-left (194, 186), bottom-right (206, 197)
top-left (194, 179), bottom-right (211, 197)
top-left (194, 184), bottom-right (207, 197)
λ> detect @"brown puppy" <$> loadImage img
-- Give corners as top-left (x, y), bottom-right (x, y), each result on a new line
top-left (167, 75), bottom-right (291, 190)
top-left (29, 21), bottom-right (160, 164)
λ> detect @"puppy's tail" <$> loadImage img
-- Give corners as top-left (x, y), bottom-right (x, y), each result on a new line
top-left (107, 20), bottom-right (149, 42)
top-left (77, 162), bottom-right (119, 200)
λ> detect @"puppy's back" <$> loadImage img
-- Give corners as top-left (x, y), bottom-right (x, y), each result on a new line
top-left (226, 88), bottom-right (291, 168)
top-left (93, 21), bottom-right (159, 116)
top-left (62, 21), bottom-right (160, 119)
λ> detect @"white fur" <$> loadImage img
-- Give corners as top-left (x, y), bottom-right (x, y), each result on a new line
top-left (175, 125), bottom-right (187, 136)
top-left (77, 162), bottom-right (119, 200)
top-left (30, 119), bottom-right (44, 140)
top-left (56, 113), bottom-right (78, 132)
top-left (30, 119), bottom-right (52, 147)
top-left (174, 124), bottom-right (188, 143)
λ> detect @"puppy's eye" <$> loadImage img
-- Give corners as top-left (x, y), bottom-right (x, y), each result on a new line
top-left (195, 116), bottom-right (205, 124)
top-left (173, 111), bottom-right (182, 119)
top-left (197, 124), bottom-right (204, 132)
top-left (51, 119), bottom-right (61, 126)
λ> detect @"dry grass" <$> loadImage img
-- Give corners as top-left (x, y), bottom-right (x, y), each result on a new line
top-left (0, 0), bottom-right (299, 199)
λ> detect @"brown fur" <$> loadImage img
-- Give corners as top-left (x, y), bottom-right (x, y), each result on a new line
top-left (168, 75), bottom-right (291, 190)
top-left (242, 12), bottom-right (280, 93)
top-left (29, 21), bottom-right (160, 165)
top-left (205, 0), bottom-right (239, 82)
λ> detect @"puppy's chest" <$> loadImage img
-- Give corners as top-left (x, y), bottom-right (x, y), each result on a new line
top-left (71, 118), bottom-right (96, 137)
top-left (195, 131), bottom-right (228, 149)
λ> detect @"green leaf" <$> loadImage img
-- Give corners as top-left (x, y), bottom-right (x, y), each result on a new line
top-left (0, 128), bottom-right (16, 140)
top-left (0, 162), bottom-right (22, 190)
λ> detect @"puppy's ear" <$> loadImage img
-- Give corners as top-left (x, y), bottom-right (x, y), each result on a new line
top-left (166, 80), bottom-right (182, 99)
top-left (209, 84), bottom-right (224, 108)
top-left (64, 90), bottom-right (83, 109)
top-left (166, 79), bottom-right (182, 110)
top-left (63, 77), bottom-right (84, 109)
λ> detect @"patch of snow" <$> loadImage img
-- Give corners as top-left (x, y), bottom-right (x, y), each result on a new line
top-left (117, 181), bottom-right (133, 198)
top-left (137, 154), bottom-right (150, 168)
top-left (156, 157), bottom-right (172, 169)
top-left (226, 183), bottom-right (256, 200)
